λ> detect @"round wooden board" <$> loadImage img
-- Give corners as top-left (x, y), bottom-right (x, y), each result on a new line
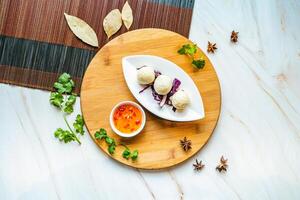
top-left (81, 28), bottom-right (221, 170)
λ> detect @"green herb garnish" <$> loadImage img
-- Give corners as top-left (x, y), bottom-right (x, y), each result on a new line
top-left (108, 144), bottom-right (116, 155)
top-left (95, 128), bottom-right (108, 139)
top-left (94, 128), bottom-right (116, 155)
top-left (130, 150), bottom-right (139, 161)
top-left (50, 73), bottom-right (77, 114)
top-left (73, 114), bottom-right (85, 135)
top-left (50, 92), bottom-right (63, 108)
top-left (192, 59), bottom-right (205, 69)
top-left (177, 44), bottom-right (197, 56)
top-left (121, 144), bottom-right (139, 160)
top-left (50, 73), bottom-right (84, 145)
top-left (122, 148), bottom-right (131, 159)
top-left (105, 137), bottom-right (115, 145)
top-left (178, 43), bottom-right (205, 69)
top-left (94, 129), bottom-right (139, 159)
top-left (54, 128), bottom-right (81, 145)
top-left (53, 73), bottom-right (74, 94)
top-left (63, 94), bottom-right (76, 113)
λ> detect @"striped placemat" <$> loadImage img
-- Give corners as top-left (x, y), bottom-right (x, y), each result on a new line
top-left (0, 0), bottom-right (195, 94)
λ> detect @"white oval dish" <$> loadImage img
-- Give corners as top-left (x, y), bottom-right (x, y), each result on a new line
top-left (110, 101), bottom-right (146, 138)
top-left (122, 55), bottom-right (205, 122)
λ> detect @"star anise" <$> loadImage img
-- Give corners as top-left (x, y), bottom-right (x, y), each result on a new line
top-left (180, 137), bottom-right (192, 151)
top-left (193, 159), bottom-right (205, 171)
top-left (216, 156), bottom-right (228, 172)
top-left (207, 41), bottom-right (217, 53)
top-left (231, 30), bottom-right (239, 43)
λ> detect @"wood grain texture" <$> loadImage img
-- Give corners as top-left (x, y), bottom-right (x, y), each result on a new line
top-left (80, 28), bottom-right (221, 169)
top-left (0, 0), bottom-right (194, 92)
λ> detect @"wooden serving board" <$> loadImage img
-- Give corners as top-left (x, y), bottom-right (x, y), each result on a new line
top-left (81, 28), bottom-right (221, 170)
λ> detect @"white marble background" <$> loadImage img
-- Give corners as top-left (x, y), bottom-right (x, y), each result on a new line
top-left (1, 0), bottom-right (300, 199)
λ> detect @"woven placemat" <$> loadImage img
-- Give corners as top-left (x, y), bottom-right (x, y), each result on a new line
top-left (0, 0), bottom-right (195, 94)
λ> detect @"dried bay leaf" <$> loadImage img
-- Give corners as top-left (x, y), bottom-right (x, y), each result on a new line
top-left (103, 9), bottom-right (122, 39)
top-left (64, 13), bottom-right (99, 47)
top-left (122, 1), bottom-right (133, 30)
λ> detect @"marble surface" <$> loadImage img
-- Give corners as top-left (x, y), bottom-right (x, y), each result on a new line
top-left (1, 0), bottom-right (300, 199)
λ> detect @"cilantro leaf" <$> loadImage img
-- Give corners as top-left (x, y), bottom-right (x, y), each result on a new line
top-left (94, 128), bottom-right (107, 140)
top-left (54, 128), bottom-right (81, 144)
top-left (54, 128), bottom-right (65, 140)
top-left (192, 59), bottom-right (205, 69)
top-left (53, 73), bottom-right (74, 94)
top-left (121, 144), bottom-right (138, 161)
top-left (50, 73), bottom-right (84, 146)
top-left (105, 137), bottom-right (115, 146)
top-left (108, 144), bottom-right (116, 155)
top-left (63, 80), bottom-right (75, 94)
top-left (73, 114), bottom-right (84, 135)
top-left (51, 73), bottom-right (76, 112)
top-left (131, 150), bottom-right (138, 161)
top-left (50, 92), bottom-right (63, 108)
top-left (94, 128), bottom-right (116, 155)
top-left (186, 44), bottom-right (197, 56)
top-left (99, 128), bottom-right (107, 135)
top-left (65, 94), bottom-right (76, 106)
top-left (53, 82), bottom-right (66, 94)
top-left (63, 94), bottom-right (76, 114)
top-left (63, 106), bottom-right (73, 114)
top-left (177, 44), bottom-right (197, 56)
top-left (177, 46), bottom-right (186, 55)
top-left (122, 148), bottom-right (131, 159)
top-left (58, 73), bottom-right (71, 84)
top-left (178, 43), bottom-right (206, 69)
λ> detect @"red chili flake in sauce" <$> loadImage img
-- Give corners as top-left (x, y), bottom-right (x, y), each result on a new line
top-left (113, 104), bottom-right (142, 133)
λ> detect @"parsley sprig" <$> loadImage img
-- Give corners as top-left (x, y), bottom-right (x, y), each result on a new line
top-left (50, 73), bottom-right (85, 145)
top-left (177, 43), bottom-right (205, 69)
